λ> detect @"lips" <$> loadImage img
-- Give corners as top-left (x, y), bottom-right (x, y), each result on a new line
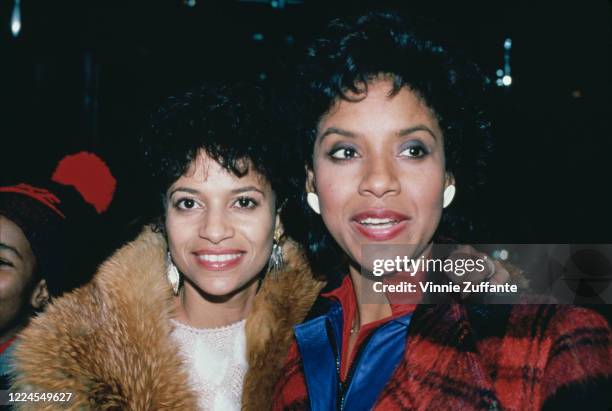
top-left (193, 249), bottom-right (245, 271)
top-left (351, 209), bottom-right (409, 241)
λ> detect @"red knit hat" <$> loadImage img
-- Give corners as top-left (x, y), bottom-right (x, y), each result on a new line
top-left (0, 152), bottom-right (116, 296)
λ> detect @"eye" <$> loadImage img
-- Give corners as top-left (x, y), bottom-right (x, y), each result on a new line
top-left (400, 144), bottom-right (428, 158)
top-left (175, 198), bottom-right (201, 210)
top-left (329, 146), bottom-right (360, 160)
top-left (0, 258), bottom-right (14, 268)
top-left (234, 197), bottom-right (258, 209)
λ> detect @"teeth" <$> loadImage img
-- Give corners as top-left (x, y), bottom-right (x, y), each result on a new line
top-left (359, 218), bottom-right (397, 225)
top-left (198, 253), bottom-right (242, 262)
top-left (364, 223), bottom-right (395, 229)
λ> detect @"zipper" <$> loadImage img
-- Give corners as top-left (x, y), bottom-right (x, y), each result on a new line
top-left (325, 320), bottom-right (344, 411)
top-left (328, 319), bottom-right (376, 411)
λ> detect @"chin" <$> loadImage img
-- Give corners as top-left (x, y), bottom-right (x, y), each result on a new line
top-left (199, 279), bottom-right (243, 297)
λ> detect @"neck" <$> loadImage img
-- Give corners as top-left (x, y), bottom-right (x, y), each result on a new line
top-left (174, 277), bottom-right (259, 329)
top-left (348, 243), bottom-right (433, 328)
top-left (348, 266), bottom-right (392, 327)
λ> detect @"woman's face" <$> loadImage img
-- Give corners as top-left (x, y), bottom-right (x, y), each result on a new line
top-left (165, 151), bottom-right (277, 298)
top-left (309, 79), bottom-right (452, 270)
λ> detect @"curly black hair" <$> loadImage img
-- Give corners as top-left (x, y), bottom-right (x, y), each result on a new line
top-left (284, 11), bottom-right (494, 280)
top-left (140, 82), bottom-right (293, 230)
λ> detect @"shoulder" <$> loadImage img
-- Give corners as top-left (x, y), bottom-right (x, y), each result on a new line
top-left (506, 305), bottom-right (611, 342)
top-left (479, 305), bottom-right (612, 408)
top-left (534, 306), bottom-right (612, 409)
top-left (466, 304), bottom-right (610, 337)
top-left (11, 227), bottom-right (197, 408)
top-left (15, 227), bottom-right (172, 357)
top-left (450, 304), bottom-right (611, 410)
top-left (535, 305), bottom-right (611, 378)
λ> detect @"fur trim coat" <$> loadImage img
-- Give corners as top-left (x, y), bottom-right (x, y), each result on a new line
top-left (10, 227), bottom-right (325, 410)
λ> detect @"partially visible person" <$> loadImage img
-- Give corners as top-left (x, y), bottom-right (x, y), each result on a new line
top-left (0, 216), bottom-right (47, 391)
top-left (0, 152), bottom-right (116, 392)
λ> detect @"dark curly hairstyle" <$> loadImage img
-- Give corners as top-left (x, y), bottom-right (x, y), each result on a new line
top-left (284, 11), bottom-right (494, 280)
top-left (140, 82), bottom-right (293, 230)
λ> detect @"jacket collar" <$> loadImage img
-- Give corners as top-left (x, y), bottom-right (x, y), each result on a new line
top-left (303, 290), bottom-right (502, 410)
top-left (0, 343), bottom-right (16, 377)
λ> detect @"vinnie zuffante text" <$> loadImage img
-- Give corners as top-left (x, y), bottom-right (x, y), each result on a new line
top-left (370, 256), bottom-right (518, 294)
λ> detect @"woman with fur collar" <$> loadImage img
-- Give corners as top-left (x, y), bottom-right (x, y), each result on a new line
top-left (10, 83), bottom-right (325, 410)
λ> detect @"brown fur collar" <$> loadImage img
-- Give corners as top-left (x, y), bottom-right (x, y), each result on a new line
top-left (12, 227), bottom-right (325, 410)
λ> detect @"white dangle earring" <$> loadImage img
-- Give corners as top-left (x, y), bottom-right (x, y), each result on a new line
top-left (306, 192), bottom-right (321, 215)
top-left (443, 184), bottom-right (456, 208)
top-left (166, 252), bottom-right (180, 295)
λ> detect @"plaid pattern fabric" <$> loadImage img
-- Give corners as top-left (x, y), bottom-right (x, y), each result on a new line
top-left (272, 302), bottom-right (612, 410)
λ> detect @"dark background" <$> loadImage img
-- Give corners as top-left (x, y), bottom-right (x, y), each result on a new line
top-left (1, 0), bottom-right (611, 253)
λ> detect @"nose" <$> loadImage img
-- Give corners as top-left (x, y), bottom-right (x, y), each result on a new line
top-left (198, 208), bottom-right (234, 244)
top-left (358, 155), bottom-right (401, 198)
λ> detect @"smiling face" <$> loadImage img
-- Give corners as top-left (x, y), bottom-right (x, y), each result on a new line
top-left (0, 216), bottom-right (37, 338)
top-left (309, 79), bottom-right (452, 271)
top-left (165, 151), bottom-right (277, 299)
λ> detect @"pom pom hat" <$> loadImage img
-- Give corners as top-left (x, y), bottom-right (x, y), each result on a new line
top-left (0, 152), bottom-right (116, 296)
top-left (51, 152), bottom-right (116, 214)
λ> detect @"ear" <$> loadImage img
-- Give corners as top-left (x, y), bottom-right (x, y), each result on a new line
top-left (274, 213), bottom-right (284, 235)
top-left (444, 172), bottom-right (455, 188)
top-left (30, 278), bottom-right (49, 310)
top-left (305, 166), bottom-right (316, 193)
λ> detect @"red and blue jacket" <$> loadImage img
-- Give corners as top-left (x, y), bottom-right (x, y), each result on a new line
top-left (272, 275), bottom-right (612, 410)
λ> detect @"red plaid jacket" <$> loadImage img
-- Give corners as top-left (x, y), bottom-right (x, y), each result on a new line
top-left (272, 277), bottom-right (612, 410)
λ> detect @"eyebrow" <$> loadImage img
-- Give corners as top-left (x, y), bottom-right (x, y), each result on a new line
top-left (318, 124), bottom-right (438, 143)
top-left (168, 186), bottom-right (265, 197)
top-left (317, 127), bottom-right (356, 142)
top-left (0, 243), bottom-right (22, 260)
top-left (168, 187), bottom-right (199, 197)
top-left (231, 186), bottom-right (265, 196)
top-left (398, 125), bottom-right (438, 141)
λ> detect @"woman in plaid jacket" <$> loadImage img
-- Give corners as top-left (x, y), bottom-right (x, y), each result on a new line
top-left (272, 11), bottom-right (612, 411)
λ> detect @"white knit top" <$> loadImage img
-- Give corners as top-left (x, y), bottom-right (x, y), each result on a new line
top-left (170, 318), bottom-right (248, 411)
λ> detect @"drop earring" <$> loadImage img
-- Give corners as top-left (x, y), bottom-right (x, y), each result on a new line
top-left (267, 227), bottom-right (284, 277)
top-left (443, 184), bottom-right (456, 208)
top-left (306, 192), bottom-right (320, 214)
top-left (166, 252), bottom-right (180, 295)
